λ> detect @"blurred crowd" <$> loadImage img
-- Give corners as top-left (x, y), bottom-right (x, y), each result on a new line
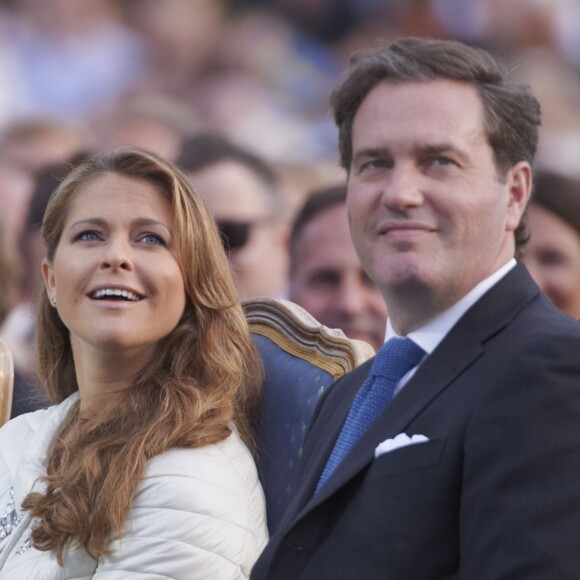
top-left (0, 0), bottom-right (579, 411)
top-left (1, 0), bottom-right (580, 169)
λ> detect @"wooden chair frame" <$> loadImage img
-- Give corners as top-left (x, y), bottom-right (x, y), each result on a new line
top-left (243, 297), bottom-right (374, 532)
top-left (243, 297), bottom-right (375, 380)
top-left (0, 339), bottom-right (14, 427)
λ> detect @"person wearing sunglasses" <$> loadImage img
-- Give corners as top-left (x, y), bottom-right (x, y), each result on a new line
top-left (176, 133), bottom-right (288, 300)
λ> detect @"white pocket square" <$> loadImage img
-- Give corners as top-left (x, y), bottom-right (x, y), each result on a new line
top-left (374, 433), bottom-right (429, 458)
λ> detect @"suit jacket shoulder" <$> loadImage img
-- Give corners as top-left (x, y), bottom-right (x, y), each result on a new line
top-left (252, 263), bottom-right (580, 580)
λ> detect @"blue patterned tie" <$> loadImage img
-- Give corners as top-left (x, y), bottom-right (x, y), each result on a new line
top-left (316, 338), bottom-right (425, 492)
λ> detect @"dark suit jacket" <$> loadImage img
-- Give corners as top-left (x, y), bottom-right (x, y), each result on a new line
top-left (252, 264), bottom-right (580, 579)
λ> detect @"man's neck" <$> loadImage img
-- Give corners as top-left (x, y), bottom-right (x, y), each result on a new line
top-left (386, 259), bottom-right (517, 338)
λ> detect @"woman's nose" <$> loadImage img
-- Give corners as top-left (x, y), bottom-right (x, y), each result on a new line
top-left (99, 239), bottom-right (134, 271)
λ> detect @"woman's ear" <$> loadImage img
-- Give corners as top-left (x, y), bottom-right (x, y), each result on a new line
top-left (42, 257), bottom-right (56, 305)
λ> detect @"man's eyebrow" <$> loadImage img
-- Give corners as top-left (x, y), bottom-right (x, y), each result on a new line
top-left (418, 143), bottom-right (470, 163)
top-left (351, 142), bottom-right (472, 167)
top-left (351, 147), bottom-right (391, 165)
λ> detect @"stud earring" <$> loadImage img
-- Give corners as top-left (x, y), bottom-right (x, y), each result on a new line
top-left (50, 296), bottom-right (57, 307)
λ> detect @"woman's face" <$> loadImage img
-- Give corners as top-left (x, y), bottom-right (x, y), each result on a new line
top-left (523, 204), bottom-right (580, 319)
top-left (42, 172), bottom-right (187, 360)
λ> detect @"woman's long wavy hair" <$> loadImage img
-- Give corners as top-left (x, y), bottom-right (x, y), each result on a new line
top-left (21, 146), bottom-right (263, 564)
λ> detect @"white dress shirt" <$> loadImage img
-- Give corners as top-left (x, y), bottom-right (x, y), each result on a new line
top-left (387, 259), bottom-right (517, 395)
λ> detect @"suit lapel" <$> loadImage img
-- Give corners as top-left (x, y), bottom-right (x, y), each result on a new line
top-left (295, 263), bottom-right (540, 516)
top-left (309, 320), bottom-right (484, 506)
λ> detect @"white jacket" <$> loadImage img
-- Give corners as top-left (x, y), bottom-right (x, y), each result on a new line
top-left (0, 393), bottom-right (268, 579)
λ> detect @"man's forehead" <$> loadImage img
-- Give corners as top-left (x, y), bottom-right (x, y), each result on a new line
top-left (295, 205), bottom-right (359, 262)
top-left (352, 80), bottom-right (487, 151)
top-left (356, 79), bottom-right (484, 124)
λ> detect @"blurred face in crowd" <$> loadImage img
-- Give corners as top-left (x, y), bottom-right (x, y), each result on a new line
top-left (0, 165), bottom-right (33, 242)
top-left (523, 204), bottom-right (580, 319)
top-left (289, 203), bottom-right (387, 350)
top-left (0, 128), bottom-right (90, 174)
top-left (97, 116), bottom-right (183, 162)
top-left (187, 160), bottom-right (287, 299)
top-left (346, 80), bottom-right (530, 333)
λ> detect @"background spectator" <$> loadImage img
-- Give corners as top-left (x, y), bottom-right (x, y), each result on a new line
top-left (91, 94), bottom-right (200, 162)
top-left (0, 117), bottom-right (94, 173)
top-left (289, 185), bottom-right (387, 350)
top-left (177, 133), bottom-right (289, 299)
top-left (0, 0), bottom-right (146, 121)
top-left (523, 171), bottom-right (580, 319)
top-left (0, 163), bottom-right (33, 244)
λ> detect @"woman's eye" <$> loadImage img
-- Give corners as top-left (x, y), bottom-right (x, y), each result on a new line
top-left (141, 233), bottom-right (165, 245)
top-left (76, 230), bottom-right (101, 242)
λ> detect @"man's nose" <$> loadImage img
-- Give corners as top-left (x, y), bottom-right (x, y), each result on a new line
top-left (380, 165), bottom-right (423, 210)
top-left (334, 275), bottom-right (365, 314)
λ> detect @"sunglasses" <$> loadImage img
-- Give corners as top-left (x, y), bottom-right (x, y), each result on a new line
top-left (217, 220), bottom-right (270, 252)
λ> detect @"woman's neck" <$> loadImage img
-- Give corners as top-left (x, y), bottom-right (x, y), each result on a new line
top-left (71, 340), bottom-right (157, 412)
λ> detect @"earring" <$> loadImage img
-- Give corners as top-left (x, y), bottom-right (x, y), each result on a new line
top-left (50, 296), bottom-right (57, 307)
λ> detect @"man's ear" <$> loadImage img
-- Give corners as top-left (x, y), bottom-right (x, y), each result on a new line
top-left (505, 161), bottom-right (532, 233)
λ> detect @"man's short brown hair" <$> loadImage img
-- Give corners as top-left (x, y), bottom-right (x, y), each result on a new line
top-left (331, 37), bottom-right (541, 253)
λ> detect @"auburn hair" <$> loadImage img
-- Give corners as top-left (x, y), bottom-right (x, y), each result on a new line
top-left (22, 146), bottom-right (262, 563)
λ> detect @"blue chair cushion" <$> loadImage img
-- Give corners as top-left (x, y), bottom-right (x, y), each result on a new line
top-left (253, 333), bottom-right (336, 533)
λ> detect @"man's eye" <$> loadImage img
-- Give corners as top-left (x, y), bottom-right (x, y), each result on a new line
top-left (537, 250), bottom-right (568, 267)
top-left (309, 271), bottom-right (340, 288)
top-left (363, 159), bottom-right (387, 170)
top-left (76, 230), bottom-right (101, 242)
top-left (141, 233), bottom-right (165, 245)
top-left (429, 155), bottom-right (455, 167)
top-left (431, 156), bottom-right (453, 166)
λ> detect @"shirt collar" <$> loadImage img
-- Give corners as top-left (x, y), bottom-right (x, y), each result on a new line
top-left (386, 259), bottom-right (517, 354)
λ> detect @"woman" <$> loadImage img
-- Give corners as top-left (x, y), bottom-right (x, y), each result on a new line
top-left (0, 146), bottom-right (268, 578)
top-left (523, 171), bottom-right (580, 319)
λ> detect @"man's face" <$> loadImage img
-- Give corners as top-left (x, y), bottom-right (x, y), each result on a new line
top-left (289, 203), bottom-right (387, 350)
top-left (187, 160), bottom-right (287, 299)
top-left (347, 80), bottom-right (529, 333)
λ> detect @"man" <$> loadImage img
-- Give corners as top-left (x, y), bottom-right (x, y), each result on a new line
top-left (288, 185), bottom-right (387, 351)
top-left (251, 37), bottom-right (580, 579)
top-left (176, 133), bottom-right (288, 299)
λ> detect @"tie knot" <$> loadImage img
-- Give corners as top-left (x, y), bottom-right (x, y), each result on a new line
top-left (370, 338), bottom-right (425, 383)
